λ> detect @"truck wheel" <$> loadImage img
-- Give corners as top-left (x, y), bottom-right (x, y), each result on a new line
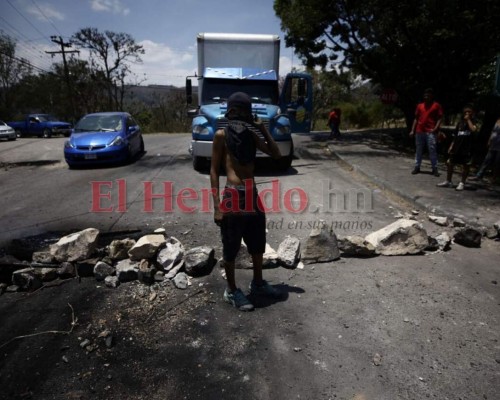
top-left (15, 130), bottom-right (22, 138)
top-left (276, 144), bottom-right (294, 171)
top-left (42, 129), bottom-right (52, 138)
top-left (193, 156), bottom-right (206, 171)
top-left (277, 156), bottom-right (292, 171)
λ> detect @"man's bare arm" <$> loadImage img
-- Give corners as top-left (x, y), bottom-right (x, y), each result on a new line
top-left (210, 129), bottom-right (225, 224)
top-left (253, 122), bottom-right (281, 159)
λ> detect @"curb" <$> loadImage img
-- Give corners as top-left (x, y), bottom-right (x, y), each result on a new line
top-left (328, 145), bottom-right (485, 228)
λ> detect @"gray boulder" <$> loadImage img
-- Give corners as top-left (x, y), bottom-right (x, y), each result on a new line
top-left (184, 246), bottom-right (215, 277)
top-left (138, 259), bottom-right (156, 285)
top-left (128, 234), bottom-right (166, 261)
top-left (365, 219), bottom-right (429, 255)
top-left (94, 261), bottom-right (115, 281)
top-left (12, 268), bottom-right (42, 291)
top-left (277, 235), bottom-right (301, 268)
top-left (301, 224), bottom-right (340, 264)
top-left (156, 237), bottom-right (184, 270)
top-left (105, 276), bottom-right (120, 288)
top-left (173, 272), bottom-right (189, 289)
top-left (57, 262), bottom-right (76, 279)
top-left (115, 259), bottom-right (140, 282)
top-left (339, 235), bottom-right (377, 257)
top-left (108, 239), bottom-right (136, 260)
top-left (453, 227), bottom-right (481, 248)
top-left (50, 228), bottom-right (100, 262)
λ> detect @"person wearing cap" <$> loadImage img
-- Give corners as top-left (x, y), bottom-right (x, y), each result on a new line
top-left (210, 91), bottom-right (283, 311)
top-left (437, 104), bottom-right (479, 190)
top-left (409, 88), bottom-right (444, 176)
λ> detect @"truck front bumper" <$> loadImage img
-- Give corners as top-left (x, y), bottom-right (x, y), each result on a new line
top-left (190, 140), bottom-right (293, 158)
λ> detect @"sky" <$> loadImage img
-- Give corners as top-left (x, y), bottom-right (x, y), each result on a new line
top-left (0, 0), bottom-right (302, 87)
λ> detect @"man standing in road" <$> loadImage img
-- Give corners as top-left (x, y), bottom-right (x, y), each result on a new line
top-left (409, 88), bottom-right (444, 176)
top-left (210, 92), bottom-right (283, 311)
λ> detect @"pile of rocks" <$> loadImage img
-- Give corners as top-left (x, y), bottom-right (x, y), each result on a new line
top-left (1, 216), bottom-right (498, 295)
top-left (0, 228), bottom-right (218, 293)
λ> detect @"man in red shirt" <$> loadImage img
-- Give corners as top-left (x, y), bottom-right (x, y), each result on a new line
top-left (409, 88), bottom-right (444, 176)
top-left (327, 108), bottom-right (341, 139)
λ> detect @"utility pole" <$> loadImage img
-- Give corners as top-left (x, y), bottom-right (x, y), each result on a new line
top-left (46, 36), bottom-right (79, 121)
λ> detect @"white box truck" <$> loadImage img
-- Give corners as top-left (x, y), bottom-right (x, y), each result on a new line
top-left (186, 33), bottom-right (313, 171)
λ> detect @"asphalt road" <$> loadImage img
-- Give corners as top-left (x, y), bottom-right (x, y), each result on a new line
top-left (0, 133), bottom-right (499, 400)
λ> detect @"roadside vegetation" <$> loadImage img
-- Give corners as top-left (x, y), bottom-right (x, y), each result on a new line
top-left (1, 0), bottom-right (499, 151)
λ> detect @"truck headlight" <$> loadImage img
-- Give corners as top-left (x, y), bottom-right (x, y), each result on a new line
top-left (193, 125), bottom-right (210, 135)
top-left (275, 125), bottom-right (291, 135)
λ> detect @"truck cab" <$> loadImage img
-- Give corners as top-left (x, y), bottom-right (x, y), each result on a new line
top-left (186, 33), bottom-right (313, 171)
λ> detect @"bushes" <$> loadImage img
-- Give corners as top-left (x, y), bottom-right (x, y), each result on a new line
top-left (320, 101), bottom-right (404, 131)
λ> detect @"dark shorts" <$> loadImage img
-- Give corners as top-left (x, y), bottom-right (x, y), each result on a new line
top-left (448, 153), bottom-right (472, 165)
top-left (220, 186), bottom-right (266, 262)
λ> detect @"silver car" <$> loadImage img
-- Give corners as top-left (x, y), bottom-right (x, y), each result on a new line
top-left (0, 120), bottom-right (16, 141)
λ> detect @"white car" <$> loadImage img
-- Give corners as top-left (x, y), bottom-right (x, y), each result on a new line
top-left (0, 120), bottom-right (16, 141)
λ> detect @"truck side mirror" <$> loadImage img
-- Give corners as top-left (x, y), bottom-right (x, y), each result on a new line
top-left (186, 78), bottom-right (192, 104)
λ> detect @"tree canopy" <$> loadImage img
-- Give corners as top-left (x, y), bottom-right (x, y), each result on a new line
top-left (72, 28), bottom-right (145, 110)
top-left (274, 0), bottom-right (500, 119)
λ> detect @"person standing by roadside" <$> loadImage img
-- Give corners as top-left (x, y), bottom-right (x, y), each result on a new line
top-left (469, 115), bottom-right (500, 182)
top-left (210, 92), bottom-right (283, 311)
top-left (327, 107), bottom-right (341, 139)
top-left (409, 88), bottom-right (444, 176)
top-left (437, 104), bottom-right (479, 190)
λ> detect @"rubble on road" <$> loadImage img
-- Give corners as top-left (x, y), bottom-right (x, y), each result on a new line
top-left (301, 222), bottom-right (341, 264)
top-left (0, 212), bottom-right (498, 294)
top-left (365, 219), bottom-right (429, 256)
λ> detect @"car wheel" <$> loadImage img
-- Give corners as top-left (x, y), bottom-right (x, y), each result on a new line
top-left (42, 129), bottom-right (52, 138)
top-left (15, 130), bottom-right (22, 138)
top-left (125, 144), bottom-right (134, 164)
top-left (139, 137), bottom-right (145, 153)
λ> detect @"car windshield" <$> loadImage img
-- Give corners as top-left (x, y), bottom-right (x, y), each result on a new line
top-left (74, 115), bottom-right (123, 132)
top-left (0, 120), bottom-right (6, 126)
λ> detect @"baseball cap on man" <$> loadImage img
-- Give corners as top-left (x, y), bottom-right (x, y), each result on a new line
top-left (227, 92), bottom-right (252, 115)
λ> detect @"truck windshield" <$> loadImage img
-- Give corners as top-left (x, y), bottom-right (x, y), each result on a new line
top-left (202, 78), bottom-right (279, 105)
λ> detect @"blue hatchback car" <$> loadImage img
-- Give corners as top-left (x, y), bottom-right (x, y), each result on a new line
top-left (64, 112), bottom-right (144, 168)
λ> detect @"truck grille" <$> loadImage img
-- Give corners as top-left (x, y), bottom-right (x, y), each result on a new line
top-left (216, 118), bottom-right (269, 138)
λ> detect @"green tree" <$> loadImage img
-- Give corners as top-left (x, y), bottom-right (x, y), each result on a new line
top-left (71, 28), bottom-right (144, 110)
top-left (274, 0), bottom-right (500, 125)
top-left (0, 33), bottom-right (32, 118)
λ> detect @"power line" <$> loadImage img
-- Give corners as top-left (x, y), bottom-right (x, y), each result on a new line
top-left (0, 50), bottom-right (52, 74)
top-left (30, 0), bottom-right (64, 37)
top-left (5, 0), bottom-right (52, 45)
top-left (0, 16), bottom-right (50, 62)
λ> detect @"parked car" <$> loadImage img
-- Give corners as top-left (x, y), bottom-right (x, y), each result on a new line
top-left (0, 120), bottom-right (16, 141)
top-left (64, 112), bottom-right (144, 168)
top-left (8, 114), bottom-right (72, 138)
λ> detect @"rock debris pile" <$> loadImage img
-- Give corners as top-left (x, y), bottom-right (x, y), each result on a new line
top-left (0, 216), bottom-right (498, 295)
